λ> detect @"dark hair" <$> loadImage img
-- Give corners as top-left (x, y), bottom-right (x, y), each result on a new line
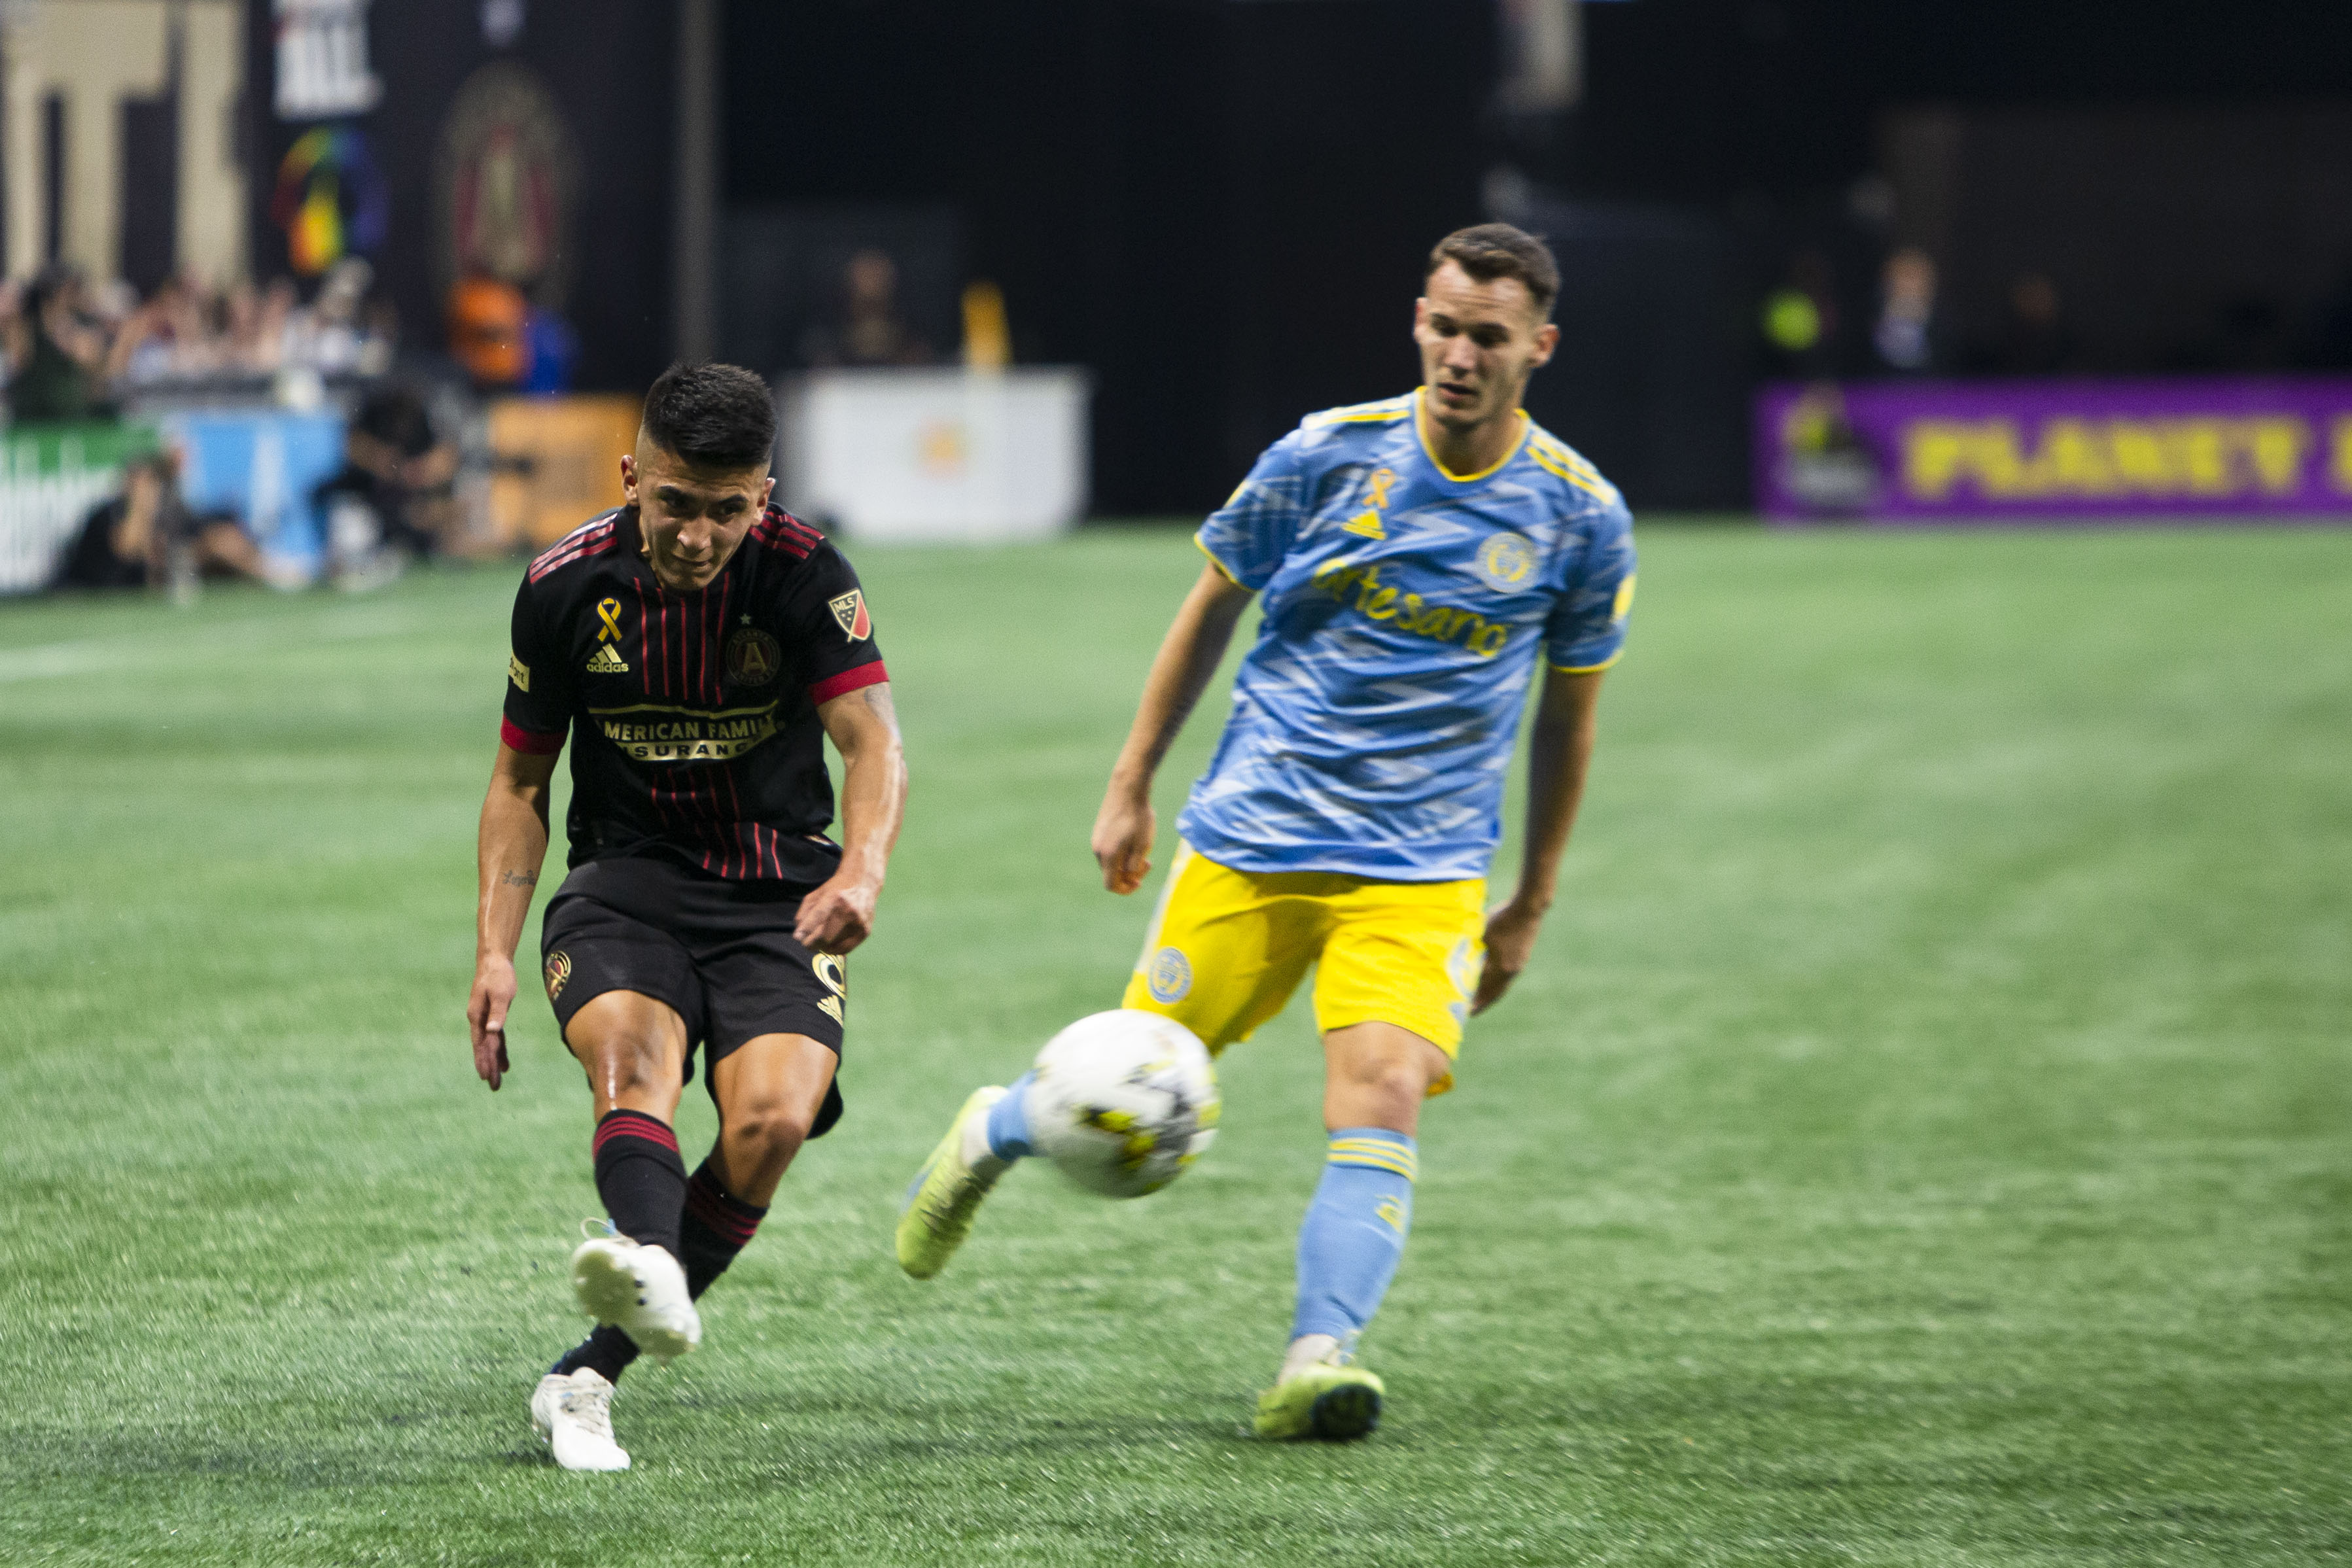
top-left (353, 384), bottom-right (434, 457)
top-left (641, 362), bottom-right (777, 470)
top-left (1426, 224), bottom-right (1560, 319)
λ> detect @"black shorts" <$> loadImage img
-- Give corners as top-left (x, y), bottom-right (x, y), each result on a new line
top-left (539, 856), bottom-right (847, 1136)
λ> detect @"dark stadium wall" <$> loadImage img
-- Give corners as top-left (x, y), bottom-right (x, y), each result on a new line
top-left (722, 0), bottom-right (1495, 517)
top-left (243, 0), bottom-right (682, 394)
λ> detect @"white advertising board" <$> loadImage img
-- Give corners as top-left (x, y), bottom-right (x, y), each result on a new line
top-left (778, 368), bottom-right (1089, 543)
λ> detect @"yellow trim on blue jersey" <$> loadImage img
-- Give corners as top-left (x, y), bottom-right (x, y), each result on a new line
top-left (1527, 436), bottom-right (1617, 501)
top-left (1327, 1138), bottom-right (1420, 1180)
top-left (1551, 650), bottom-right (1623, 675)
top-left (1195, 534), bottom-right (1247, 585)
top-left (1414, 389), bottom-right (1530, 483)
top-left (1306, 394), bottom-right (1416, 428)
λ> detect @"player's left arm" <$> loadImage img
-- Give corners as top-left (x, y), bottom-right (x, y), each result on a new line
top-left (797, 682), bottom-right (907, 955)
top-left (1475, 665), bottom-right (1606, 1014)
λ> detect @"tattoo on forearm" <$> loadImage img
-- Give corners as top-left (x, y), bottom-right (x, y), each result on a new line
top-left (498, 870), bottom-right (538, 889)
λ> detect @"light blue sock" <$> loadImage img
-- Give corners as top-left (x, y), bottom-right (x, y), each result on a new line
top-left (985, 1071), bottom-right (1036, 1161)
top-left (1291, 1128), bottom-right (1417, 1344)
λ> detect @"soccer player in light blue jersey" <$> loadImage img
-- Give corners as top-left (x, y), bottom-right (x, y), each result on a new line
top-left (896, 224), bottom-right (1633, 1439)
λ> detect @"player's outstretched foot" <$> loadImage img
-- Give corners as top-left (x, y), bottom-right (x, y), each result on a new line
top-left (896, 1085), bottom-right (1008, 1280)
top-left (569, 1228), bottom-right (701, 1365)
top-left (531, 1368), bottom-right (631, 1472)
top-left (1252, 1363), bottom-right (1386, 1441)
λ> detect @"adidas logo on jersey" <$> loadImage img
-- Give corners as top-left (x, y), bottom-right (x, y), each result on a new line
top-left (585, 644), bottom-right (630, 674)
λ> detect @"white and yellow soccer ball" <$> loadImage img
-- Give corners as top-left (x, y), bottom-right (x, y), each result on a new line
top-left (1025, 1010), bottom-right (1220, 1198)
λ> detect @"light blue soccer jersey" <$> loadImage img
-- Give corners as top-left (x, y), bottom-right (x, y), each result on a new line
top-left (1178, 389), bottom-right (1635, 881)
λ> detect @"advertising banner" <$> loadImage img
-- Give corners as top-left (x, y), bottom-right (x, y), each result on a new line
top-left (1756, 379), bottom-right (2352, 523)
top-left (0, 425), bottom-right (164, 594)
top-left (777, 369), bottom-right (1091, 544)
top-left (166, 409), bottom-right (348, 570)
top-left (485, 394), bottom-right (639, 548)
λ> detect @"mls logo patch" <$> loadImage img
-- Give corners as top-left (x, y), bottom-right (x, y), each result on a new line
top-left (828, 590), bottom-right (871, 642)
top-left (1475, 532), bottom-right (1536, 593)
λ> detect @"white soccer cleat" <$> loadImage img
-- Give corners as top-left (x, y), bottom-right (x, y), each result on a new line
top-left (531, 1369), bottom-right (631, 1472)
top-left (569, 1230), bottom-right (702, 1365)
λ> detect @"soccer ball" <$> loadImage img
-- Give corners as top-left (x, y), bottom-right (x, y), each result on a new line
top-left (1025, 1010), bottom-right (1220, 1198)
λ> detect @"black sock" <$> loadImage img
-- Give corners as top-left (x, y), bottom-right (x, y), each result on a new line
top-left (552, 1322), bottom-right (641, 1384)
top-left (591, 1108), bottom-right (686, 1259)
top-left (680, 1155), bottom-right (769, 1296)
top-left (552, 1147), bottom-right (767, 1386)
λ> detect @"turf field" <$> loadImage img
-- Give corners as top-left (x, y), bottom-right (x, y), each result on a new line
top-left (3, 524), bottom-right (2349, 1566)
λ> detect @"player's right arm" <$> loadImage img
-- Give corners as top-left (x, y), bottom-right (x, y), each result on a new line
top-left (471, 576), bottom-right (576, 1089)
top-left (1093, 433), bottom-right (1310, 894)
top-left (1092, 563), bottom-right (1255, 892)
top-left (470, 744), bottom-right (559, 1089)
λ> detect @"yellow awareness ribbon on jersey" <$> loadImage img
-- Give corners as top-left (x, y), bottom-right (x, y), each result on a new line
top-left (596, 598), bottom-right (623, 642)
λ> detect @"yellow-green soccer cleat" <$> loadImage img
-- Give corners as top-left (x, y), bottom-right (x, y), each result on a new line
top-left (895, 1086), bottom-right (1008, 1280)
top-left (1252, 1363), bottom-right (1386, 1441)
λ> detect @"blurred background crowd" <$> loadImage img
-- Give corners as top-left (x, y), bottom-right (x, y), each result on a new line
top-left (5, 0), bottom-right (2351, 602)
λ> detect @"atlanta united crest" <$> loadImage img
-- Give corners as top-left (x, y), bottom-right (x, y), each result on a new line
top-left (544, 950), bottom-right (572, 1000)
top-left (828, 590), bottom-right (871, 642)
top-left (726, 627), bottom-right (782, 686)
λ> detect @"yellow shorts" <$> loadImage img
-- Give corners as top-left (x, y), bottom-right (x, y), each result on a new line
top-left (1119, 842), bottom-right (1486, 1094)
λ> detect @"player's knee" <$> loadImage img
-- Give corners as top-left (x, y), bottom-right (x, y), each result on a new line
top-left (1326, 1031), bottom-right (1441, 1126)
top-left (586, 1035), bottom-right (676, 1100)
top-left (728, 1100), bottom-right (812, 1160)
top-left (1360, 1060), bottom-right (1430, 1119)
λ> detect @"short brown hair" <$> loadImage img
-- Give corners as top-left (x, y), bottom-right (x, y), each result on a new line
top-left (1426, 223), bottom-right (1559, 319)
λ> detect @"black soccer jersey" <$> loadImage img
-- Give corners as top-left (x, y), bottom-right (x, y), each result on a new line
top-left (501, 504), bottom-right (887, 884)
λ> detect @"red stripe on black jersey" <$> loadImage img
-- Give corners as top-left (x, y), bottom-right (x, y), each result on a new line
top-left (502, 718), bottom-right (567, 754)
top-left (809, 659), bottom-right (889, 706)
top-left (529, 515), bottom-right (621, 582)
top-left (750, 505), bottom-right (822, 559)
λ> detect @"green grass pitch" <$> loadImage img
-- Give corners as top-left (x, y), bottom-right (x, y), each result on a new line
top-left (3, 524), bottom-right (2348, 1566)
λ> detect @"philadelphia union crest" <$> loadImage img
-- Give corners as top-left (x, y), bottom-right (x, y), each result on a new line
top-left (1475, 532), bottom-right (1537, 593)
top-left (1146, 947), bottom-right (1192, 1003)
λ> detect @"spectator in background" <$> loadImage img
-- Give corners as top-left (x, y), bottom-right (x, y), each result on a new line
top-left (52, 453), bottom-right (273, 592)
top-left (313, 383), bottom-right (464, 583)
top-left (449, 273), bottom-right (529, 387)
top-left (1984, 271), bottom-right (2079, 375)
top-left (7, 266), bottom-right (134, 421)
top-left (280, 258), bottom-right (376, 377)
top-left (1871, 248), bottom-right (1944, 375)
top-left (803, 249), bottom-right (933, 368)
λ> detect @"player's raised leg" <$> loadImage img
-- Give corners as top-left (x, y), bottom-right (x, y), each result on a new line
top-left (895, 1081), bottom-right (1022, 1278)
top-left (556, 990), bottom-right (702, 1367)
top-left (1254, 1021), bottom-right (1445, 1440)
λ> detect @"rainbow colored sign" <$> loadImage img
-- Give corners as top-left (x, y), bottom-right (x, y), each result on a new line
top-left (1757, 379), bottom-right (2352, 522)
top-left (271, 127), bottom-right (391, 277)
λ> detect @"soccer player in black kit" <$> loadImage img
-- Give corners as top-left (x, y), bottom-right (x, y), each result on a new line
top-left (466, 364), bottom-right (907, 1472)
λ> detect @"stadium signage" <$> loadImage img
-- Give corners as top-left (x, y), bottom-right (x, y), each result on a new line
top-left (273, 0), bottom-right (382, 120)
top-left (1757, 379), bottom-right (2352, 521)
